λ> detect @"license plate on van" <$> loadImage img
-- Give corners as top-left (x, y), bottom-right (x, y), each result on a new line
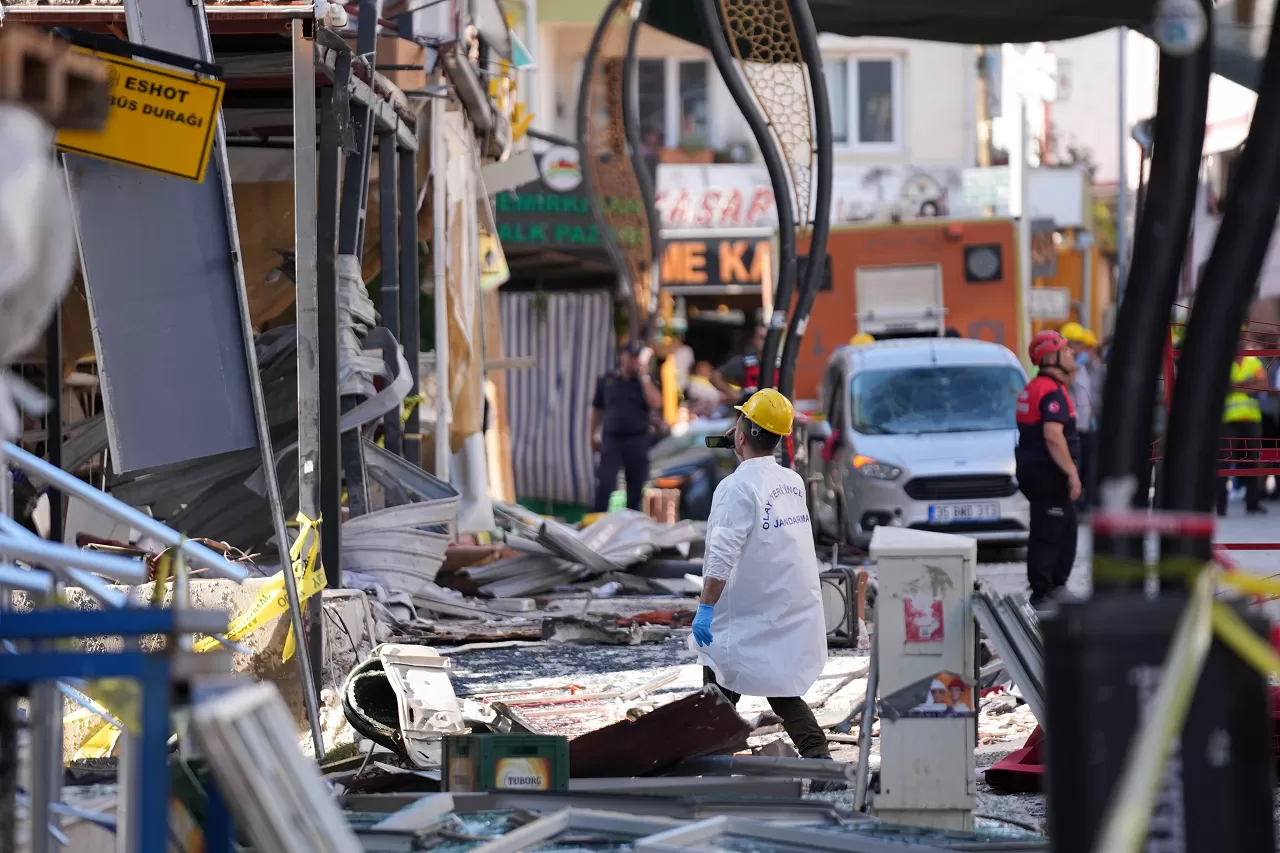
top-left (929, 503), bottom-right (1000, 524)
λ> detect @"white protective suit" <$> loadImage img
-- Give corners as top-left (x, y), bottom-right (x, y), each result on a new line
top-left (692, 455), bottom-right (827, 697)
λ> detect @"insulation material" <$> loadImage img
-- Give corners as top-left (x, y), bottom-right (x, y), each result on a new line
top-left (442, 108), bottom-right (483, 451)
top-left (450, 432), bottom-right (495, 534)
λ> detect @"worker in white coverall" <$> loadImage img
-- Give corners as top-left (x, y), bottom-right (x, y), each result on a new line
top-left (690, 389), bottom-right (839, 787)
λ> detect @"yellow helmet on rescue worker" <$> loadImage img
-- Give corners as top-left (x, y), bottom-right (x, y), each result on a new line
top-left (735, 388), bottom-right (794, 437)
top-left (1059, 321), bottom-right (1086, 342)
top-left (849, 332), bottom-right (875, 346)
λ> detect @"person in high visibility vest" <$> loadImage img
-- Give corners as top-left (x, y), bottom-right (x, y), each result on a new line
top-left (1219, 336), bottom-right (1271, 516)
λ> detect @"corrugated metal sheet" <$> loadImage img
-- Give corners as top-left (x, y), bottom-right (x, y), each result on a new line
top-left (500, 291), bottom-right (614, 506)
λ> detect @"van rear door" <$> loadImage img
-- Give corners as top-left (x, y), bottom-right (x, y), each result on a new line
top-left (855, 264), bottom-right (945, 337)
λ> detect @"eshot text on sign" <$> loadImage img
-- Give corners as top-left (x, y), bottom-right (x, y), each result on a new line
top-left (55, 48), bottom-right (225, 183)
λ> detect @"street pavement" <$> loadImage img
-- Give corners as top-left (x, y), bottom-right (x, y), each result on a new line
top-left (976, 508), bottom-right (1280, 598)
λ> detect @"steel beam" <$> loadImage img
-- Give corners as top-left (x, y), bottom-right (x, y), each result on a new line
top-left (429, 93), bottom-right (450, 481)
top-left (378, 132), bottom-right (403, 456)
top-left (398, 145), bottom-right (422, 467)
top-left (318, 89), bottom-right (344, 598)
top-left (44, 309), bottom-right (62, 543)
top-left (294, 18), bottom-right (325, 703)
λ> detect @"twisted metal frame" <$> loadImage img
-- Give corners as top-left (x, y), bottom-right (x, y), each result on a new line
top-left (577, 0), bottom-right (661, 344)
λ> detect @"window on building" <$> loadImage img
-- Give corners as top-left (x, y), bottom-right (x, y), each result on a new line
top-left (637, 58), bottom-right (667, 150)
top-left (824, 58), bottom-right (850, 144)
top-left (677, 60), bottom-right (710, 146)
top-left (857, 59), bottom-right (895, 144)
top-left (824, 56), bottom-right (901, 149)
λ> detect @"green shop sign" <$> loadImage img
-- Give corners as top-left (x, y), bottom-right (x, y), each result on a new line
top-left (495, 187), bottom-right (645, 249)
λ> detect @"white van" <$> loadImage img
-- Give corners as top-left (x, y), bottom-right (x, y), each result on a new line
top-left (805, 338), bottom-right (1031, 548)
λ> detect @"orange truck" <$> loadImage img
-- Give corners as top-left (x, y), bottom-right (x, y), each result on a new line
top-left (793, 217), bottom-right (1026, 400)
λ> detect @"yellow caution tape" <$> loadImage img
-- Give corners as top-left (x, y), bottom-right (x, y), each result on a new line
top-left (66, 516), bottom-right (323, 759)
top-left (1216, 569), bottom-right (1280, 600)
top-left (192, 513), bottom-right (324, 660)
top-left (401, 394), bottom-right (425, 425)
top-left (1211, 600), bottom-right (1280, 680)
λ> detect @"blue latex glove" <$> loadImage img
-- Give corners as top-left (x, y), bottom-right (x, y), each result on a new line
top-left (692, 604), bottom-right (715, 647)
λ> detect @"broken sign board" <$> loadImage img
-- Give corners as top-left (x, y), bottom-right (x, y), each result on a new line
top-left (56, 48), bottom-right (224, 182)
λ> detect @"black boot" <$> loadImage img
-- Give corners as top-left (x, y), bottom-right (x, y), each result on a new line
top-left (806, 754), bottom-right (848, 793)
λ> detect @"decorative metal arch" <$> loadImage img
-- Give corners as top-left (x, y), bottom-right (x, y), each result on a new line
top-left (696, 0), bottom-right (832, 401)
top-left (577, 0), bottom-right (662, 344)
top-left (776, 0), bottom-right (832, 404)
top-left (696, 0), bottom-right (797, 391)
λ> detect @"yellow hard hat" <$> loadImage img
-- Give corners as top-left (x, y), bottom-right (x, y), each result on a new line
top-left (1059, 321), bottom-right (1086, 342)
top-left (735, 388), bottom-right (795, 437)
top-left (849, 332), bottom-right (876, 346)
top-left (1079, 329), bottom-right (1099, 348)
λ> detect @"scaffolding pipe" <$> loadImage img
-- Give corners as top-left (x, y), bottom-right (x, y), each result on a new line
top-left (398, 145), bottom-right (422, 467)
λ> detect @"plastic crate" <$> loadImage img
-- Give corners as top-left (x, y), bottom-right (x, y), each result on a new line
top-left (442, 733), bottom-right (569, 792)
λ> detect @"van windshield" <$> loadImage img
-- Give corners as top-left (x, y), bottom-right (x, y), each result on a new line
top-left (850, 365), bottom-right (1025, 435)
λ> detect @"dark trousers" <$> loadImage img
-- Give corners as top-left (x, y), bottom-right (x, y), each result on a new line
top-left (593, 433), bottom-right (649, 512)
top-left (1219, 420), bottom-right (1263, 513)
top-left (703, 668), bottom-right (829, 759)
top-left (1017, 460), bottom-right (1078, 599)
top-left (1077, 430), bottom-right (1096, 511)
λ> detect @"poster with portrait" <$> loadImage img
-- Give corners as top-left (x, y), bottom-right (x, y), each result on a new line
top-left (880, 671), bottom-right (976, 720)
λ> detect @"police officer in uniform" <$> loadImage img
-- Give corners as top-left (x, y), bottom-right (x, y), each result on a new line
top-left (1015, 330), bottom-right (1082, 608)
top-left (589, 343), bottom-right (663, 512)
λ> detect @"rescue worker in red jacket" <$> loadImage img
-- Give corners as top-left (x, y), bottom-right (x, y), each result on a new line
top-left (1015, 330), bottom-right (1083, 608)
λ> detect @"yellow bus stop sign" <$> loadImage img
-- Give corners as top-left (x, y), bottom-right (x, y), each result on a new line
top-left (56, 48), bottom-right (225, 183)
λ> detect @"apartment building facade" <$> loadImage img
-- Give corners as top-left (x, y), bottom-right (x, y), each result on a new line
top-left (525, 8), bottom-right (978, 231)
